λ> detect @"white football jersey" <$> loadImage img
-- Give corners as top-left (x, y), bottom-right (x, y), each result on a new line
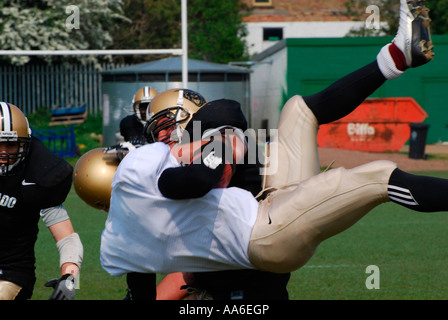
top-left (100, 142), bottom-right (259, 275)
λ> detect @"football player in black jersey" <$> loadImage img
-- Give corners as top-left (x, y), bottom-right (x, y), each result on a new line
top-left (0, 102), bottom-right (83, 300)
top-left (119, 86), bottom-right (159, 144)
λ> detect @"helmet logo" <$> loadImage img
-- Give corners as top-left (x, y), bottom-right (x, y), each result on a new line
top-left (0, 131), bottom-right (18, 139)
top-left (183, 89), bottom-right (207, 107)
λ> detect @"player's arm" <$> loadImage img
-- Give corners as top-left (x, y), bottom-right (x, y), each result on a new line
top-left (49, 220), bottom-right (83, 277)
top-left (156, 272), bottom-right (190, 300)
top-left (158, 140), bottom-right (226, 199)
top-left (159, 132), bottom-right (246, 199)
top-left (41, 205), bottom-right (83, 300)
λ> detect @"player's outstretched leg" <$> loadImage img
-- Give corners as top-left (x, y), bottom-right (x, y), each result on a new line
top-left (304, 0), bottom-right (434, 125)
top-left (263, 1), bottom-right (435, 199)
top-left (252, 0), bottom-right (436, 275)
top-left (251, 161), bottom-right (448, 273)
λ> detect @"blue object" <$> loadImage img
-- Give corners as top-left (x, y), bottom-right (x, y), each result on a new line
top-left (32, 125), bottom-right (77, 158)
top-left (51, 103), bottom-right (87, 116)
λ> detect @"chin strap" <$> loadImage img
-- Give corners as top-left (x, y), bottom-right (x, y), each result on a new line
top-left (175, 90), bottom-right (185, 143)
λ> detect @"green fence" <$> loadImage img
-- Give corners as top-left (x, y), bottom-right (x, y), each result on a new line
top-left (286, 35), bottom-right (448, 144)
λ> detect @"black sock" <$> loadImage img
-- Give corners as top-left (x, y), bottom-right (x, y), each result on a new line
top-left (303, 61), bottom-right (386, 125)
top-left (388, 168), bottom-right (448, 212)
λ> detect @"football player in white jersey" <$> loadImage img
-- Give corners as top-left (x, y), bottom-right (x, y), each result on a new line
top-left (101, 0), bottom-right (443, 291)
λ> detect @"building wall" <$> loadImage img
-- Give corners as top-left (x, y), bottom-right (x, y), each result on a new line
top-left (250, 43), bottom-right (287, 131)
top-left (250, 35), bottom-right (448, 145)
top-left (102, 76), bottom-right (251, 146)
top-left (246, 20), bottom-right (364, 55)
top-left (241, 0), bottom-right (363, 56)
top-left (242, 0), bottom-right (350, 22)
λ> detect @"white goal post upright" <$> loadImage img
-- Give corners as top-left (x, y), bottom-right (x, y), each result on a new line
top-left (181, 0), bottom-right (188, 88)
top-left (0, 0), bottom-right (189, 88)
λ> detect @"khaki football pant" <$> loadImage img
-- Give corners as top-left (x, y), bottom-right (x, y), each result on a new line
top-left (0, 280), bottom-right (22, 300)
top-left (248, 95), bottom-right (397, 273)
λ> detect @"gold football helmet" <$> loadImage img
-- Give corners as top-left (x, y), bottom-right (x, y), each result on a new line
top-left (132, 86), bottom-right (159, 124)
top-left (143, 88), bottom-right (207, 144)
top-left (0, 102), bottom-right (32, 175)
top-left (73, 148), bottom-right (120, 212)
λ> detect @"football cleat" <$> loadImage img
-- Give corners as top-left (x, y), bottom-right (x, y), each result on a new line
top-left (393, 0), bottom-right (434, 68)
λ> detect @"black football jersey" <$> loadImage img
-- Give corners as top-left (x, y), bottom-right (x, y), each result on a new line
top-left (0, 137), bottom-right (73, 295)
top-left (120, 114), bottom-right (145, 143)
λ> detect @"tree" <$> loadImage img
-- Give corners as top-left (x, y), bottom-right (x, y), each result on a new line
top-left (344, 0), bottom-right (397, 36)
top-left (0, 0), bottom-right (129, 65)
top-left (343, 0), bottom-right (448, 36)
top-left (188, 0), bottom-right (250, 64)
top-left (426, 0), bottom-right (448, 34)
top-left (111, 0), bottom-right (250, 65)
top-left (111, 0), bottom-right (181, 64)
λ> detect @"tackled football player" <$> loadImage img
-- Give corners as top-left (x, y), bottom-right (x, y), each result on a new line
top-left (0, 103), bottom-right (83, 300)
top-left (119, 89), bottom-right (291, 300)
top-left (101, 0), bottom-right (441, 290)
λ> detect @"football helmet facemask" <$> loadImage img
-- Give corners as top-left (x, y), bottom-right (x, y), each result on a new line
top-left (0, 102), bottom-right (32, 175)
top-left (132, 86), bottom-right (159, 124)
top-left (143, 88), bottom-right (207, 144)
top-left (73, 148), bottom-right (120, 212)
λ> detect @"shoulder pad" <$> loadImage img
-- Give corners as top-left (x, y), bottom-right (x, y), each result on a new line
top-left (25, 137), bottom-right (73, 187)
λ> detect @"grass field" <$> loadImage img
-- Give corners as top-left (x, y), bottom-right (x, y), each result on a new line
top-left (32, 170), bottom-right (448, 300)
